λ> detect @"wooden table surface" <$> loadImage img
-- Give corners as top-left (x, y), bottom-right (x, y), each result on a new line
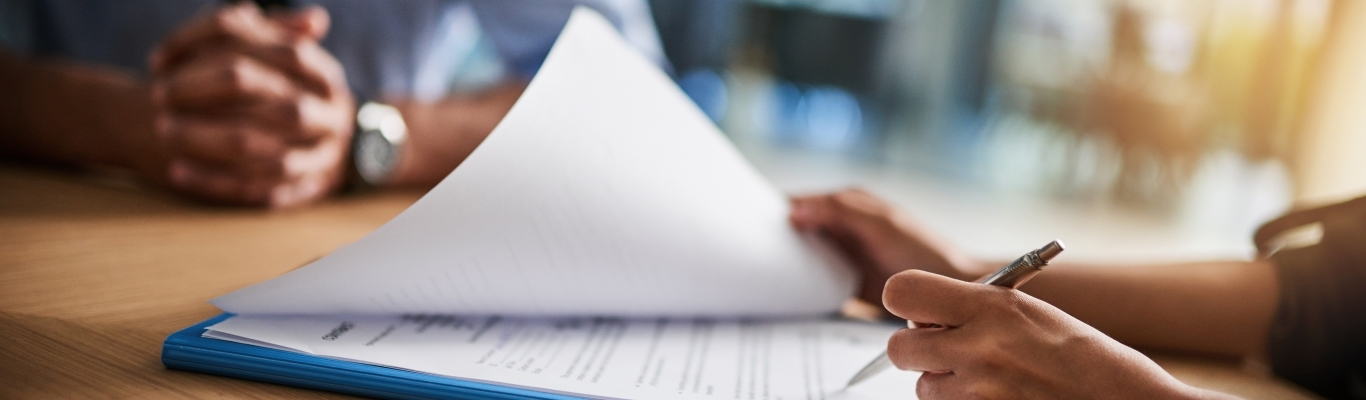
top-left (0, 164), bottom-right (1319, 399)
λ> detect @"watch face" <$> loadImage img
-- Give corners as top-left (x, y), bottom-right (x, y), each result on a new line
top-left (357, 129), bottom-right (397, 185)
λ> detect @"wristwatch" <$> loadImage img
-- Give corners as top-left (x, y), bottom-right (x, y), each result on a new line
top-left (350, 101), bottom-right (408, 189)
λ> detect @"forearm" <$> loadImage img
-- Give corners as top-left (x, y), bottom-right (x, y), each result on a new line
top-left (0, 51), bottom-right (161, 176)
top-left (1015, 259), bottom-right (1279, 357)
top-left (386, 81), bottom-right (525, 187)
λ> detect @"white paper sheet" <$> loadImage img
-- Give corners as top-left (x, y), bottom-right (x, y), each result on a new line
top-left (206, 314), bottom-right (921, 399)
top-left (211, 8), bottom-right (856, 317)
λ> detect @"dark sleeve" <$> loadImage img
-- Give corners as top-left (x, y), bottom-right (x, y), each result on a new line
top-left (1263, 196), bottom-right (1366, 399)
top-left (0, 0), bottom-right (204, 73)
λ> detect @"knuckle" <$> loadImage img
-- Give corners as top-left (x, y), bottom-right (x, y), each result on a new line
top-left (834, 188), bottom-right (891, 218)
top-left (963, 385), bottom-right (994, 400)
top-left (832, 190), bottom-right (861, 207)
top-left (978, 385), bottom-right (1011, 400)
top-left (968, 335), bottom-right (1027, 377)
top-left (321, 56), bottom-right (347, 87)
top-left (210, 10), bottom-right (238, 33)
top-left (882, 271), bottom-right (931, 315)
top-left (214, 5), bottom-right (255, 37)
top-left (223, 58), bottom-right (252, 92)
top-left (916, 373), bottom-right (946, 400)
top-left (243, 150), bottom-right (288, 177)
top-left (881, 279), bottom-right (905, 308)
top-left (240, 131), bottom-right (278, 159)
top-left (257, 156), bottom-right (289, 178)
top-left (995, 289), bottom-right (1033, 317)
top-left (884, 270), bottom-right (929, 296)
top-left (885, 331), bottom-right (913, 367)
top-left (282, 40), bottom-right (310, 70)
top-left (915, 380), bottom-right (933, 399)
top-left (881, 278), bottom-right (909, 308)
top-left (972, 340), bottom-right (1007, 371)
top-left (279, 102), bottom-right (307, 133)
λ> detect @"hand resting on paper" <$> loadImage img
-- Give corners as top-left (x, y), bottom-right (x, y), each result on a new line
top-left (881, 270), bottom-right (1234, 400)
top-left (789, 188), bottom-right (987, 309)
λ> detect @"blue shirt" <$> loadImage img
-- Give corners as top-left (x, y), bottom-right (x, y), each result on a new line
top-left (0, 0), bottom-right (666, 102)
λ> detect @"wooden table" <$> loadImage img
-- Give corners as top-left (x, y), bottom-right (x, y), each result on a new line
top-left (0, 164), bottom-right (1319, 399)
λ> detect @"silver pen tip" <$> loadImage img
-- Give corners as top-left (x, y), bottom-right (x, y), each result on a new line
top-left (846, 353), bottom-right (893, 387)
top-left (1037, 240), bottom-right (1065, 262)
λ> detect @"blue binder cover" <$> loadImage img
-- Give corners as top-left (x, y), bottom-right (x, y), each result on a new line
top-left (162, 314), bottom-right (584, 399)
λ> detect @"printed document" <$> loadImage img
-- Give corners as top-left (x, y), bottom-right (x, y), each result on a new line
top-left (207, 314), bottom-right (922, 399)
top-left (211, 5), bottom-right (855, 318)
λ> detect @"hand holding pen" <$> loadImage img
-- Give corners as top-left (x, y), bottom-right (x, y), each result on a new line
top-left (791, 190), bottom-right (1230, 399)
top-left (846, 240), bottom-right (1064, 386)
top-left (864, 254), bottom-right (1213, 400)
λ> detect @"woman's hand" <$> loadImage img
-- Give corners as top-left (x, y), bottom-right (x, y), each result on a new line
top-left (790, 189), bottom-right (983, 309)
top-left (883, 270), bottom-right (1236, 400)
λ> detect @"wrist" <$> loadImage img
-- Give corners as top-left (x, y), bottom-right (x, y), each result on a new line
top-left (382, 99), bottom-right (470, 187)
top-left (349, 101), bottom-right (407, 190)
top-left (73, 68), bottom-right (169, 181)
top-left (114, 84), bottom-right (170, 180)
top-left (383, 83), bottom-right (523, 187)
top-left (0, 55), bottom-right (167, 177)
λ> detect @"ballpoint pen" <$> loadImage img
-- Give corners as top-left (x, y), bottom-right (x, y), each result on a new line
top-left (845, 240), bottom-right (1065, 387)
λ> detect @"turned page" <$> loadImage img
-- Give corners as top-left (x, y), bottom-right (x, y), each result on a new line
top-left (211, 8), bottom-right (855, 317)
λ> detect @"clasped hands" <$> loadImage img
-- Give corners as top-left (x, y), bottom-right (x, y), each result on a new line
top-left (790, 189), bottom-right (1222, 400)
top-left (148, 3), bottom-right (353, 208)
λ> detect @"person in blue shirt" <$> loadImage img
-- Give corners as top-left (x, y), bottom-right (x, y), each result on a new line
top-left (0, 0), bottom-right (665, 208)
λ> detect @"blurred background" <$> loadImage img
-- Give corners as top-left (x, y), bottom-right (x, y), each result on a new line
top-left (648, 0), bottom-right (1366, 261)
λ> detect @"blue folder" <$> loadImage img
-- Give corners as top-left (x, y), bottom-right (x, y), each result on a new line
top-left (162, 314), bottom-right (583, 399)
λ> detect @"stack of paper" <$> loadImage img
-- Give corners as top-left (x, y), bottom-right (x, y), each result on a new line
top-left (206, 314), bottom-right (917, 399)
top-left (200, 7), bottom-right (920, 399)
